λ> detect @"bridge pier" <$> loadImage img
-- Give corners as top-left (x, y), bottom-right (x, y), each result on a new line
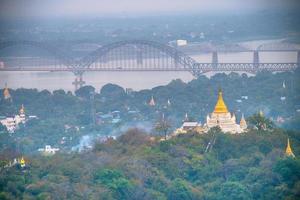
top-left (212, 51), bottom-right (218, 68)
top-left (72, 71), bottom-right (85, 91)
top-left (253, 50), bottom-right (259, 68)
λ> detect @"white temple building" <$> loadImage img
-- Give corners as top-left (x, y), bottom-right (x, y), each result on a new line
top-left (173, 89), bottom-right (247, 136)
top-left (0, 104), bottom-right (27, 133)
top-left (38, 145), bottom-right (60, 155)
top-left (205, 90), bottom-right (247, 134)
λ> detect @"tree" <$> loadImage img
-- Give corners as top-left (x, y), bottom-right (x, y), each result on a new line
top-left (155, 114), bottom-right (172, 140)
top-left (218, 182), bottom-right (252, 200)
top-left (93, 168), bottom-right (134, 199)
top-left (273, 157), bottom-right (300, 187)
top-left (75, 85), bottom-right (95, 99)
top-left (248, 113), bottom-right (274, 131)
top-left (167, 178), bottom-right (193, 200)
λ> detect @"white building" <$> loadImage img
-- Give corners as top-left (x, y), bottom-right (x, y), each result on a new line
top-left (38, 145), bottom-right (60, 155)
top-left (0, 104), bottom-right (26, 133)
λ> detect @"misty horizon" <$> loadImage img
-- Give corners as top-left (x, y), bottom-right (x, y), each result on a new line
top-left (0, 0), bottom-right (299, 19)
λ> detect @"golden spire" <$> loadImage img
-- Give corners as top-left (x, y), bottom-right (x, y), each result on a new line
top-left (20, 104), bottom-right (25, 115)
top-left (285, 138), bottom-right (295, 158)
top-left (149, 96), bottom-right (155, 106)
top-left (240, 114), bottom-right (247, 129)
top-left (3, 83), bottom-right (11, 100)
top-left (213, 89), bottom-right (228, 113)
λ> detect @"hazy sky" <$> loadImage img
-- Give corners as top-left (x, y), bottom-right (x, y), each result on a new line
top-left (0, 0), bottom-right (299, 18)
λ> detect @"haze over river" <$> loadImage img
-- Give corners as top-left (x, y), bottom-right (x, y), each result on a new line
top-left (0, 40), bottom-right (298, 92)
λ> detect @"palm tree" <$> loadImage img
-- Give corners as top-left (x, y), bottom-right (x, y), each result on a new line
top-left (248, 112), bottom-right (274, 131)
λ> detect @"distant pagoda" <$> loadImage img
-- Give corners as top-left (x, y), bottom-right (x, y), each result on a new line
top-left (3, 83), bottom-right (11, 100)
top-left (285, 138), bottom-right (295, 158)
top-left (149, 96), bottom-right (156, 106)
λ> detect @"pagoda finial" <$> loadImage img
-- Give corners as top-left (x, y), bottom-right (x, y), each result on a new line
top-left (184, 113), bottom-right (189, 122)
top-left (20, 104), bottom-right (25, 115)
top-left (3, 83), bottom-right (11, 100)
top-left (240, 114), bottom-right (247, 130)
top-left (213, 89), bottom-right (228, 113)
top-left (149, 96), bottom-right (155, 106)
top-left (285, 138), bottom-right (295, 158)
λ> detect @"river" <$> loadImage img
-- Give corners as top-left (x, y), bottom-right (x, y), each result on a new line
top-left (0, 40), bottom-right (298, 92)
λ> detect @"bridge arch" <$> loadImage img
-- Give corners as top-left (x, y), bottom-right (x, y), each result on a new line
top-left (80, 40), bottom-right (197, 72)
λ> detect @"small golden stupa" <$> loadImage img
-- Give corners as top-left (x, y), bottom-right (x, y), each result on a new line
top-left (20, 157), bottom-right (26, 168)
top-left (285, 138), bottom-right (295, 158)
top-left (213, 89), bottom-right (228, 113)
top-left (3, 83), bottom-right (11, 100)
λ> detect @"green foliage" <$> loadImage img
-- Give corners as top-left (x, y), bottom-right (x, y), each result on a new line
top-left (218, 181), bottom-right (252, 200)
top-left (167, 178), bottom-right (193, 200)
top-left (273, 157), bottom-right (300, 187)
top-left (0, 128), bottom-right (300, 199)
top-left (248, 113), bottom-right (275, 131)
top-left (93, 168), bottom-right (134, 199)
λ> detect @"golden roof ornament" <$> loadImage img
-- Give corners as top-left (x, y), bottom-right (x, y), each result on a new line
top-left (213, 89), bottom-right (228, 113)
top-left (285, 138), bottom-right (295, 158)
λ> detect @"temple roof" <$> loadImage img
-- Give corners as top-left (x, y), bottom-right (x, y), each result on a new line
top-left (285, 138), bottom-right (295, 158)
top-left (213, 90), bottom-right (229, 113)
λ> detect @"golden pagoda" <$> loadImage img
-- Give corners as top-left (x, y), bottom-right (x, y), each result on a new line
top-left (149, 96), bottom-right (155, 106)
top-left (214, 90), bottom-right (228, 113)
top-left (3, 83), bottom-right (11, 100)
top-left (20, 157), bottom-right (26, 168)
top-left (285, 138), bottom-right (295, 158)
top-left (206, 89), bottom-right (246, 134)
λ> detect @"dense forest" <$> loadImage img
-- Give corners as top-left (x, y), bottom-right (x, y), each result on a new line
top-left (0, 69), bottom-right (300, 154)
top-left (0, 127), bottom-right (300, 199)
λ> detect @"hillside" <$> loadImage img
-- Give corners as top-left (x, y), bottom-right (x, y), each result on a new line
top-left (0, 128), bottom-right (300, 200)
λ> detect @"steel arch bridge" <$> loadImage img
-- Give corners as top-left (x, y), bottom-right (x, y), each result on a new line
top-left (79, 40), bottom-right (197, 73)
top-left (0, 40), bottom-right (299, 89)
